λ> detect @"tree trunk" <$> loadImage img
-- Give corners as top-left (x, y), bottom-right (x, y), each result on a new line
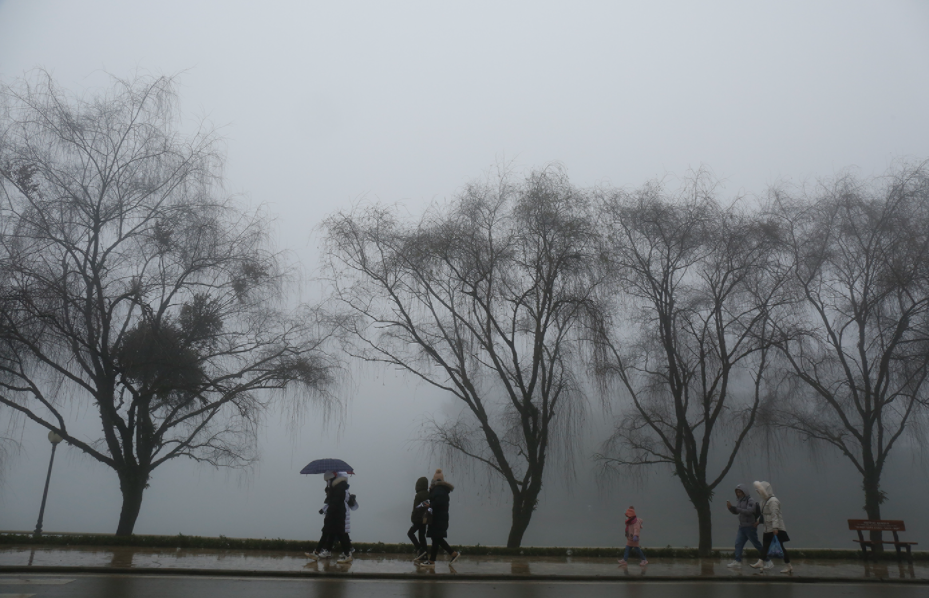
top-left (115, 469), bottom-right (149, 536)
top-left (506, 489), bottom-right (540, 548)
top-left (863, 467), bottom-right (884, 555)
top-left (694, 496), bottom-right (714, 557)
top-left (683, 482), bottom-right (714, 557)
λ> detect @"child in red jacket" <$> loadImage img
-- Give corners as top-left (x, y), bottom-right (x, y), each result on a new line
top-left (618, 506), bottom-right (648, 566)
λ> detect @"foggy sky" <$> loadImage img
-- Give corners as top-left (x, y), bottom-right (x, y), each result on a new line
top-left (1, 0), bottom-right (929, 549)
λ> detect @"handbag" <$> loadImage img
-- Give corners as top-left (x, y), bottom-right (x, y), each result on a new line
top-left (768, 536), bottom-right (784, 558)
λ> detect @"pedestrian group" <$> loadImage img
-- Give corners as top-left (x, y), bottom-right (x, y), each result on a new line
top-left (725, 480), bottom-right (791, 573)
top-left (306, 469), bottom-right (791, 573)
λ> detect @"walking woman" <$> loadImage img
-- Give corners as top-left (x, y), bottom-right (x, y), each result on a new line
top-left (306, 473), bottom-right (334, 561)
top-left (420, 469), bottom-right (460, 567)
top-left (408, 476), bottom-right (430, 561)
top-left (750, 480), bottom-right (792, 573)
top-left (325, 471), bottom-right (358, 564)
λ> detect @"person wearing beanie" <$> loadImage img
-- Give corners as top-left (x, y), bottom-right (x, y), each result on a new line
top-left (618, 506), bottom-right (647, 566)
top-left (408, 476), bottom-right (431, 561)
top-left (420, 469), bottom-right (461, 568)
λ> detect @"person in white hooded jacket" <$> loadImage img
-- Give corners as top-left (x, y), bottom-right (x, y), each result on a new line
top-left (750, 480), bottom-right (792, 573)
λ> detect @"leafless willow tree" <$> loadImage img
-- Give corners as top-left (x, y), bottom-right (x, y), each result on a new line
top-left (0, 72), bottom-right (338, 535)
top-left (323, 168), bottom-right (603, 547)
top-left (767, 165), bottom-right (929, 547)
top-left (593, 176), bottom-right (786, 556)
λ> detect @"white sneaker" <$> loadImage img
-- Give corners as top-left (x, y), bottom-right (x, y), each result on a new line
top-left (318, 549), bottom-right (332, 559)
top-left (726, 560), bottom-right (741, 568)
top-left (413, 551), bottom-right (428, 562)
top-left (781, 564), bottom-right (793, 574)
top-left (336, 552), bottom-right (353, 564)
top-left (749, 559), bottom-right (764, 569)
top-left (305, 551), bottom-right (320, 561)
top-left (763, 560), bottom-right (774, 570)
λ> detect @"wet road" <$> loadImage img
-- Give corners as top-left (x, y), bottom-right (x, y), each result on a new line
top-left (3, 547), bottom-right (926, 581)
top-left (0, 575), bottom-right (927, 598)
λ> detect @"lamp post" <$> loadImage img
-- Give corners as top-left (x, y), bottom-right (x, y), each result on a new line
top-left (34, 430), bottom-right (63, 538)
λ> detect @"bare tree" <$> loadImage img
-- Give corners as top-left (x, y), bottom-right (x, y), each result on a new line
top-left (0, 72), bottom-right (338, 535)
top-left (767, 164), bottom-right (929, 548)
top-left (323, 167), bottom-right (602, 547)
top-left (593, 176), bottom-right (785, 556)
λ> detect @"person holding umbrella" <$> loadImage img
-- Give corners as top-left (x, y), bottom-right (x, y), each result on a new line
top-left (325, 470), bottom-right (358, 564)
top-left (301, 458), bottom-right (355, 563)
top-left (306, 473), bottom-right (335, 561)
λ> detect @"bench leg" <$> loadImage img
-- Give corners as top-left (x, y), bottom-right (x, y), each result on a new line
top-left (906, 545), bottom-right (912, 564)
top-left (860, 543), bottom-right (869, 560)
top-left (895, 544), bottom-right (903, 561)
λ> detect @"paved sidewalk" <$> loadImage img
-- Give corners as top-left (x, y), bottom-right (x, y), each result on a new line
top-left (1, 546), bottom-right (926, 582)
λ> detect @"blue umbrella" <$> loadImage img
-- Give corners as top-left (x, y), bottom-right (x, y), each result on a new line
top-left (300, 458), bottom-right (354, 475)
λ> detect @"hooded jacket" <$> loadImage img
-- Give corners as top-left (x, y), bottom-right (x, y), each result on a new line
top-left (427, 480), bottom-right (454, 538)
top-left (753, 480), bottom-right (785, 533)
top-left (410, 476), bottom-right (431, 525)
top-left (323, 473), bottom-right (356, 534)
top-left (728, 484), bottom-right (758, 528)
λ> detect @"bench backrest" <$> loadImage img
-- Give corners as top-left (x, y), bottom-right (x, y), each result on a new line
top-left (848, 519), bottom-right (905, 532)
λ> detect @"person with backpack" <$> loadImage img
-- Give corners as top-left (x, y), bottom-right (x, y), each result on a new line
top-left (750, 480), bottom-right (792, 574)
top-left (408, 476), bottom-right (431, 562)
top-left (419, 469), bottom-right (460, 568)
top-left (725, 484), bottom-right (763, 568)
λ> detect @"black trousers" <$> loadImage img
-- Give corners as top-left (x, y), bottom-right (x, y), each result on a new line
top-left (320, 531), bottom-right (352, 554)
top-left (314, 531), bottom-right (331, 553)
top-left (430, 536), bottom-right (453, 561)
top-left (408, 523), bottom-right (427, 552)
top-left (760, 530), bottom-right (790, 563)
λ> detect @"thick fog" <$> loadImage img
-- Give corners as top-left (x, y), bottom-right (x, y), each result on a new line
top-left (2, 1), bottom-right (929, 549)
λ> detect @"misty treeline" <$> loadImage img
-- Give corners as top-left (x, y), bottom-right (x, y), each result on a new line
top-left (324, 161), bottom-right (929, 551)
top-left (1, 74), bottom-right (927, 551)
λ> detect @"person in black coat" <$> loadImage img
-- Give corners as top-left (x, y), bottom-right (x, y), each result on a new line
top-left (422, 469), bottom-right (460, 567)
top-left (323, 472), bottom-right (355, 562)
top-left (408, 476), bottom-right (431, 561)
top-left (306, 474), bottom-right (334, 561)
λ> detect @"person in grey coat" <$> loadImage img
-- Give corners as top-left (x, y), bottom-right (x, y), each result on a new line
top-left (725, 484), bottom-right (763, 568)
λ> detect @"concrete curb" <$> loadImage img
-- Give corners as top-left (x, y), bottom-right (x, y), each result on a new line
top-left (1, 566), bottom-right (926, 584)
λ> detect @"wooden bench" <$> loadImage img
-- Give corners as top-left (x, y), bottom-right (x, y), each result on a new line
top-left (848, 519), bottom-right (917, 562)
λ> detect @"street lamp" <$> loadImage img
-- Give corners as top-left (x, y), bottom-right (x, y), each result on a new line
top-left (34, 430), bottom-right (63, 538)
